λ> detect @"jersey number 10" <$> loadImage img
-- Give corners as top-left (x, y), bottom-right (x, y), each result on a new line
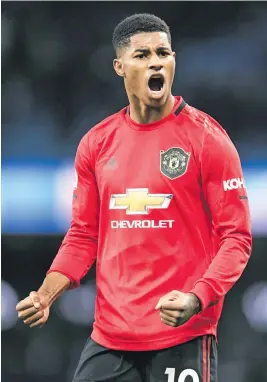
top-left (165, 367), bottom-right (199, 382)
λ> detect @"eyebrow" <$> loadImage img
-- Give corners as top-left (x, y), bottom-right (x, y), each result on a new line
top-left (133, 46), bottom-right (170, 54)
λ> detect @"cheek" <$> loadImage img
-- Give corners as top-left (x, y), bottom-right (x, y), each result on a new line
top-left (167, 60), bottom-right (175, 79)
top-left (125, 67), bottom-right (144, 90)
top-left (173, 61), bottom-right (176, 76)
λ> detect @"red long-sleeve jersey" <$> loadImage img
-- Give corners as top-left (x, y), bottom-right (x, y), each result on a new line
top-left (48, 96), bottom-right (252, 351)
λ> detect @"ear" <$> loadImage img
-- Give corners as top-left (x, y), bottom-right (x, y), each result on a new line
top-left (113, 58), bottom-right (125, 77)
top-left (172, 51), bottom-right (176, 59)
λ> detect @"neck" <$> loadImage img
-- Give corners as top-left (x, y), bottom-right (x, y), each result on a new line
top-left (128, 94), bottom-right (175, 124)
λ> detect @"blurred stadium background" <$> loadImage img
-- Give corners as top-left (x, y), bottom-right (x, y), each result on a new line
top-left (1, 2), bottom-right (267, 382)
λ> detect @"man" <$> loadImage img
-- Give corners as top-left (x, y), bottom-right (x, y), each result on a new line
top-left (16, 13), bottom-right (252, 382)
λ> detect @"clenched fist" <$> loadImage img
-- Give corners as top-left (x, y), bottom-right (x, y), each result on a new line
top-left (16, 291), bottom-right (50, 328)
top-left (155, 290), bottom-right (201, 327)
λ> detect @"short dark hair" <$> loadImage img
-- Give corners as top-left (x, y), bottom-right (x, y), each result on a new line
top-left (112, 13), bottom-right (171, 55)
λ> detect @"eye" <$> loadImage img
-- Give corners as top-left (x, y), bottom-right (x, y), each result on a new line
top-left (135, 54), bottom-right (146, 59)
top-left (159, 51), bottom-right (169, 57)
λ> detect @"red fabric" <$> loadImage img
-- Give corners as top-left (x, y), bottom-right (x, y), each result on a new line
top-left (49, 96), bottom-right (252, 350)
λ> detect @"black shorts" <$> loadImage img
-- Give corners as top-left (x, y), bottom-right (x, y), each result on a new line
top-left (73, 335), bottom-right (217, 382)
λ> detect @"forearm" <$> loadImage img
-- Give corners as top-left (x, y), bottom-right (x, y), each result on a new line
top-left (38, 272), bottom-right (71, 306)
top-left (48, 225), bottom-right (98, 288)
top-left (190, 232), bottom-right (252, 310)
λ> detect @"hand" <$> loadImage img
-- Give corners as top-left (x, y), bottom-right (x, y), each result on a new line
top-left (16, 291), bottom-right (50, 328)
top-left (155, 290), bottom-right (201, 327)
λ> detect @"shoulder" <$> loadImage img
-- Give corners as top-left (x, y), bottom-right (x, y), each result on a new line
top-left (78, 107), bottom-right (126, 160)
top-left (183, 102), bottom-right (235, 152)
top-left (183, 103), bottom-right (228, 138)
top-left (84, 108), bottom-right (125, 142)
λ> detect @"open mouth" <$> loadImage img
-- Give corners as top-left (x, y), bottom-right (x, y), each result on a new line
top-left (148, 76), bottom-right (164, 92)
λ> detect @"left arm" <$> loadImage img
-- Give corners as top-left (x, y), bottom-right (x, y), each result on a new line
top-left (189, 126), bottom-right (252, 310)
top-left (156, 123), bottom-right (252, 326)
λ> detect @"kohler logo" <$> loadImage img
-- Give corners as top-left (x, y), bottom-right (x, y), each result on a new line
top-left (223, 178), bottom-right (245, 191)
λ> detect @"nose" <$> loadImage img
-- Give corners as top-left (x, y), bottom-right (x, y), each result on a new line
top-left (148, 54), bottom-right (163, 71)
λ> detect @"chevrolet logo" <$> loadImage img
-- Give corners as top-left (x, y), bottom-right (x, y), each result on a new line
top-left (109, 188), bottom-right (173, 215)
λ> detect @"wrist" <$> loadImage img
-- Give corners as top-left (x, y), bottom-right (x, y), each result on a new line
top-left (38, 287), bottom-right (58, 307)
top-left (188, 293), bottom-right (202, 314)
top-left (38, 272), bottom-right (71, 306)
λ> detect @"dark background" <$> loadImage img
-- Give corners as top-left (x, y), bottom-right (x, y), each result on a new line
top-left (1, 2), bottom-right (267, 382)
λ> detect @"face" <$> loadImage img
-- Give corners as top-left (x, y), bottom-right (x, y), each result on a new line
top-left (114, 32), bottom-right (176, 107)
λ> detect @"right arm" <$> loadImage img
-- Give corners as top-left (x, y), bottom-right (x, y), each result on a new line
top-left (48, 134), bottom-right (99, 287)
top-left (16, 134), bottom-right (99, 327)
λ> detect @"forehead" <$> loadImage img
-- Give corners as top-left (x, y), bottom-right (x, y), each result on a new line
top-left (129, 32), bottom-right (171, 50)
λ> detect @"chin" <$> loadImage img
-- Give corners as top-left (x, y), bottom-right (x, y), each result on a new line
top-left (148, 99), bottom-right (165, 108)
top-left (147, 94), bottom-right (167, 107)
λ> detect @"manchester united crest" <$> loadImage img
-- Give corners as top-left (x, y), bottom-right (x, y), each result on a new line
top-left (160, 147), bottom-right (190, 180)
